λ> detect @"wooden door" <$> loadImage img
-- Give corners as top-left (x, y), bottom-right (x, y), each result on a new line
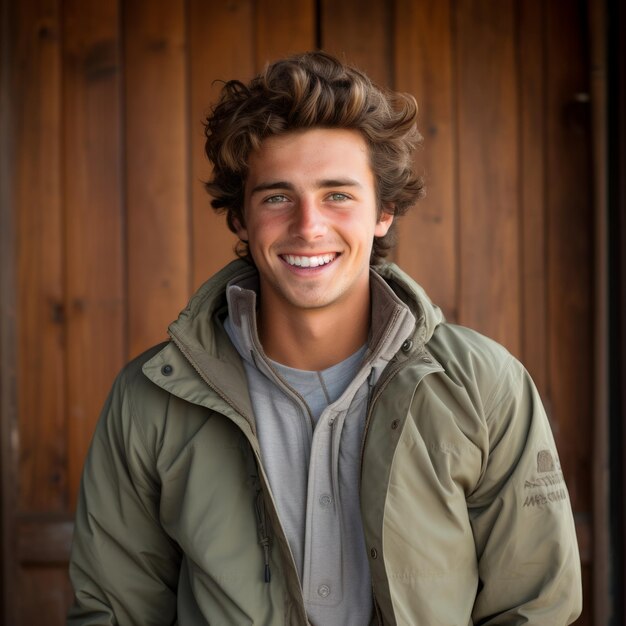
top-left (0, 1), bottom-right (594, 623)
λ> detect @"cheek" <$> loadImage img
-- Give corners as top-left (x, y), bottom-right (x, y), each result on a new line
top-left (244, 216), bottom-right (282, 250)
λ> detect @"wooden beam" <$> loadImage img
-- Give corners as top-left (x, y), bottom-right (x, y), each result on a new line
top-left (0, 0), bottom-right (18, 621)
top-left (125, 0), bottom-right (190, 359)
top-left (588, 0), bottom-right (611, 623)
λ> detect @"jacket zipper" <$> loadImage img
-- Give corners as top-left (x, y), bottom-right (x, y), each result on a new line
top-left (248, 329), bottom-right (316, 432)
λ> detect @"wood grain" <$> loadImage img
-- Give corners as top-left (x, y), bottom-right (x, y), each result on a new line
top-left (14, 0), bottom-right (67, 515)
top-left (188, 0), bottom-right (255, 288)
top-left (255, 0), bottom-right (315, 68)
top-left (125, 0), bottom-right (190, 358)
top-left (545, 2), bottom-right (593, 615)
top-left (545, 0), bottom-right (593, 513)
top-left (17, 565), bottom-right (73, 625)
top-left (518, 0), bottom-right (548, 397)
top-left (455, 0), bottom-right (521, 356)
top-left (1, 0), bottom-right (20, 620)
top-left (63, 0), bottom-right (124, 512)
top-left (321, 0), bottom-right (392, 87)
top-left (17, 517), bottom-right (73, 564)
top-left (394, 0), bottom-right (457, 321)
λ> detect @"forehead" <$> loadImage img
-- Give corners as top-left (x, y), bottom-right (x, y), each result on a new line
top-left (246, 128), bottom-right (373, 183)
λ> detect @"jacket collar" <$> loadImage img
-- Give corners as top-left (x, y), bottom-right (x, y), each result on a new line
top-left (224, 268), bottom-right (417, 377)
top-left (142, 259), bottom-right (445, 423)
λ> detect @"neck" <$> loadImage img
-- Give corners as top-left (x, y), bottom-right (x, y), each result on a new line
top-left (258, 301), bottom-right (370, 371)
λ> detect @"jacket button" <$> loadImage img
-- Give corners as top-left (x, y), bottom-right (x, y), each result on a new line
top-left (401, 339), bottom-right (413, 353)
top-left (319, 493), bottom-right (332, 508)
top-left (317, 584), bottom-right (331, 598)
top-left (161, 364), bottom-right (173, 376)
top-left (391, 419), bottom-right (400, 430)
top-left (370, 548), bottom-right (378, 559)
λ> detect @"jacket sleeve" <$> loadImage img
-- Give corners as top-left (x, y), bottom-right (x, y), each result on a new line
top-left (467, 355), bottom-right (582, 625)
top-left (67, 367), bottom-right (181, 626)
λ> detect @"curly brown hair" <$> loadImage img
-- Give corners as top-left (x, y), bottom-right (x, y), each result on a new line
top-left (204, 51), bottom-right (424, 263)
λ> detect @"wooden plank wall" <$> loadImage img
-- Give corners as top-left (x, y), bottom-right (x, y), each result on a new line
top-left (0, 0), bottom-right (594, 624)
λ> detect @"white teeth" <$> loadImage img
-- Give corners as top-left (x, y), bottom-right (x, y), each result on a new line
top-left (284, 254), bottom-right (336, 267)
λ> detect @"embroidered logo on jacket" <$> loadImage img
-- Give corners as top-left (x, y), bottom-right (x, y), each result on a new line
top-left (537, 449), bottom-right (556, 473)
top-left (522, 449), bottom-right (568, 508)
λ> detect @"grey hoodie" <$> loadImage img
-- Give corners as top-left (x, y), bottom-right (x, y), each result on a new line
top-left (224, 270), bottom-right (416, 626)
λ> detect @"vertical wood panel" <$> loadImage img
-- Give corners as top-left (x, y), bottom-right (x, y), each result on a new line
top-left (588, 0), bottom-right (610, 619)
top-left (189, 0), bottom-right (255, 287)
top-left (518, 0), bottom-right (548, 399)
top-left (321, 0), bottom-right (392, 87)
top-left (255, 0), bottom-right (315, 68)
top-left (613, 2), bottom-right (626, 619)
top-left (15, 0), bottom-right (66, 514)
top-left (63, 0), bottom-right (124, 511)
top-left (545, 2), bottom-right (593, 622)
top-left (1, 0), bottom-right (19, 619)
top-left (394, 0), bottom-right (457, 320)
top-left (17, 566), bottom-right (73, 625)
top-left (125, 0), bottom-right (189, 357)
top-left (545, 0), bottom-right (593, 511)
top-left (455, 0), bottom-right (521, 355)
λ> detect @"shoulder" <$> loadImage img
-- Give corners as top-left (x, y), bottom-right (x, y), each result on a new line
top-left (428, 323), bottom-right (517, 386)
top-left (93, 343), bottom-right (172, 454)
top-left (102, 342), bottom-right (174, 428)
top-left (100, 342), bottom-right (211, 461)
top-left (117, 342), bottom-right (171, 391)
top-left (429, 322), bottom-right (512, 369)
top-left (424, 322), bottom-right (532, 425)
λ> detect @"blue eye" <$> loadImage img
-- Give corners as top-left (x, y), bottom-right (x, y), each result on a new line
top-left (328, 192), bottom-right (350, 201)
top-left (265, 194), bottom-right (289, 203)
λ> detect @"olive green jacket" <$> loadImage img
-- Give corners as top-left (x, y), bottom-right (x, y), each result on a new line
top-left (67, 260), bottom-right (582, 625)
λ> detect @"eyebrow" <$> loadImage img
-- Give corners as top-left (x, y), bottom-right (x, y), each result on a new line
top-left (250, 178), bottom-right (363, 195)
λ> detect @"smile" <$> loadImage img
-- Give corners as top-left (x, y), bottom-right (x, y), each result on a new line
top-left (281, 253), bottom-right (337, 268)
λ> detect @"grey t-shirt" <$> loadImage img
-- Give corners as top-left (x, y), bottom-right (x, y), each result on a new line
top-left (269, 345), bottom-right (367, 423)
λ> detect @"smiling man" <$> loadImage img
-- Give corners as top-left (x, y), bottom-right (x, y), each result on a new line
top-left (240, 128), bottom-right (393, 371)
top-left (67, 52), bottom-right (582, 625)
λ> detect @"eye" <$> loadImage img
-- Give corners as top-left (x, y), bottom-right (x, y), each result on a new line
top-left (264, 194), bottom-right (290, 204)
top-left (327, 192), bottom-right (351, 202)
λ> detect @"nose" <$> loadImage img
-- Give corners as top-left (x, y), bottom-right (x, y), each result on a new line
top-left (289, 197), bottom-right (327, 241)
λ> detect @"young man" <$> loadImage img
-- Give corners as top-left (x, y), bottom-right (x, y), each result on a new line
top-left (67, 52), bottom-right (582, 625)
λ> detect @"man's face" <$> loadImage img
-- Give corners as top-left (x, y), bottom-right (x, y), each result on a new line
top-left (237, 128), bottom-right (393, 319)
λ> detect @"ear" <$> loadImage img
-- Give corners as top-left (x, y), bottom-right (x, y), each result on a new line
top-left (374, 207), bottom-right (394, 237)
top-left (233, 216), bottom-right (248, 242)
